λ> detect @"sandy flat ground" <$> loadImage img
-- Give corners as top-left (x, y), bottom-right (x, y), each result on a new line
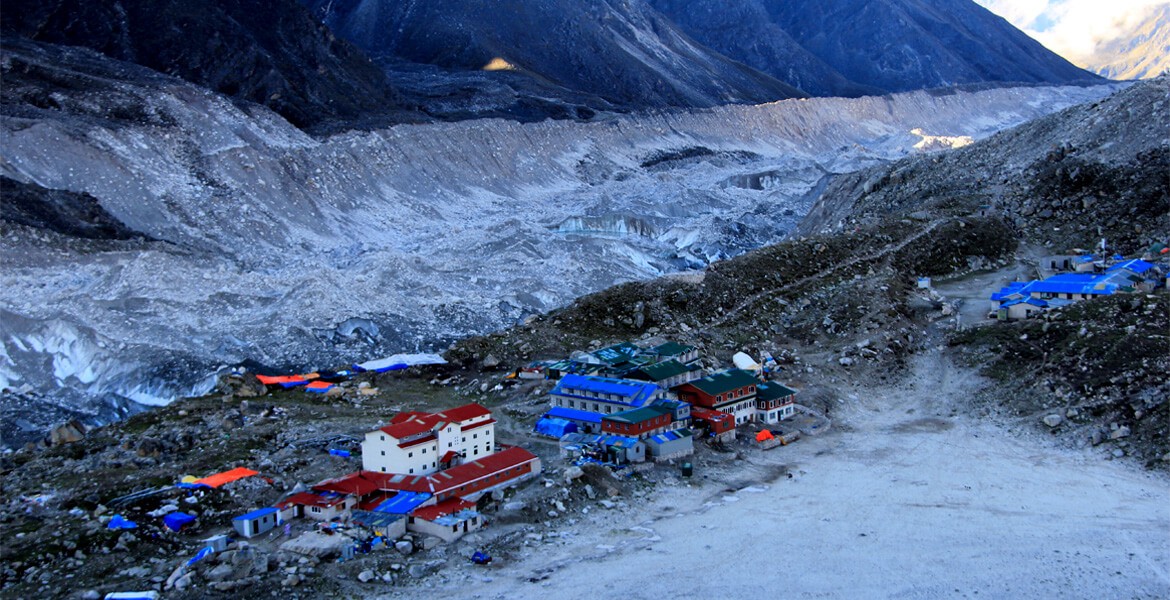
top-left (378, 354), bottom-right (1170, 600)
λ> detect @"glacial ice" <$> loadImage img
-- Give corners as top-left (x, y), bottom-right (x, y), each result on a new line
top-left (0, 78), bottom-right (1121, 425)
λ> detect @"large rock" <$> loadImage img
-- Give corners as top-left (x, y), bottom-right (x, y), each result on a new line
top-left (48, 420), bottom-right (86, 445)
top-left (395, 540), bottom-right (413, 556)
top-left (1042, 414), bottom-right (1063, 428)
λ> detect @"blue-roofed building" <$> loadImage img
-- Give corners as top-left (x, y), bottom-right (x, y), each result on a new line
top-left (1107, 259), bottom-right (1154, 274)
top-left (549, 374), bottom-right (661, 423)
top-left (545, 406), bottom-right (604, 433)
top-left (233, 507), bottom-right (279, 538)
top-left (998, 297), bottom-right (1047, 321)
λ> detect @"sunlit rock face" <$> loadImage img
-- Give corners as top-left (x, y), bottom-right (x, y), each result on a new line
top-left (0, 38), bottom-right (1117, 437)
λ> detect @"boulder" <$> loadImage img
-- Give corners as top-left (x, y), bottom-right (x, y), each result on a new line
top-left (48, 421), bottom-right (86, 446)
top-left (1042, 414), bottom-right (1063, 428)
top-left (1109, 426), bottom-right (1131, 440)
top-left (358, 570), bottom-right (375, 583)
top-left (482, 355), bottom-right (501, 369)
top-left (395, 541), bottom-right (413, 556)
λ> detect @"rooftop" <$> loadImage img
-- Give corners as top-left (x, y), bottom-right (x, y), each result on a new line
top-left (551, 374), bottom-right (659, 406)
top-left (757, 382), bottom-right (799, 401)
top-left (603, 405), bottom-right (673, 425)
top-left (634, 359), bottom-right (694, 382)
top-left (681, 369), bottom-right (759, 396)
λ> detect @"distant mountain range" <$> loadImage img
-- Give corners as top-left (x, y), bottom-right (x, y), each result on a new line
top-left (3, 0), bottom-right (1103, 128)
top-left (1082, 3), bottom-right (1170, 80)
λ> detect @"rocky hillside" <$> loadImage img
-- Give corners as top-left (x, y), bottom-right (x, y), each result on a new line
top-left (952, 293), bottom-right (1169, 466)
top-left (651, 0), bottom-right (1101, 96)
top-left (301, 0), bottom-right (804, 114)
top-left (799, 77), bottom-right (1170, 254)
top-left (1, 0), bottom-right (419, 133)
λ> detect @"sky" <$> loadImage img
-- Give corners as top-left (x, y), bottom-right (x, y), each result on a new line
top-left (974, 0), bottom-right (1167, 65)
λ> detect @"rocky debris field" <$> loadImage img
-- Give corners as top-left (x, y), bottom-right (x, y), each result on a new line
top-left (951, 292), bottom-right (1170, 467)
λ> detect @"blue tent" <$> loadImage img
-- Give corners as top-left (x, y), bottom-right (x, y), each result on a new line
top-left (534, 417), bottom-right (578, 438)
top-left (163, 512), bottom-right (197, 532)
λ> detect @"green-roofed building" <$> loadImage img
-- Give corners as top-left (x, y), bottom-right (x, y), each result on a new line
top-left (755, 381), bottom-right (798, 424)
top-left (592, 342), bottom-right (641, 366)
top-left (651, 341), bottom-right (700, 365)
top-left (626, 359), bottom-right (702, 390)
top-left (601, 405), bottom-right (674, 439)
top-left (675, 369), bottom-right (760, 426)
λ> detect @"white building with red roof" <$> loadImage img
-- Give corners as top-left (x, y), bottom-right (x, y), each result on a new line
top-left (361, 403), bottom-right (496, 475)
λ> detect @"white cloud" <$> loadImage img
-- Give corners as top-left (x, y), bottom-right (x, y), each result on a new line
top-left (975, 0), bottom-right (1169, 65)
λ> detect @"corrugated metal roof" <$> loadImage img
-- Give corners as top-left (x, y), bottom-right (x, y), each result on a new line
top-left (681, 369), bottom-right (758, 395)
top-left (547, 407), bottom-right (603, 423)
top-left (603, 405), bottom-right (672, 424)
top-left (233, 507), bottom-right (277, 521)
top-left (757, 382), bottom-right (798, 401)
top-left (1107, 259), bottom-right (1154, 274)
top-left (373, 491), bottom-right (432, 514)
top-left (634, 359), bottom-right (693, 381)
top-left (648, 428), bottom-right (694, 444)
top-left (592, 342), bottom-right (641, 364)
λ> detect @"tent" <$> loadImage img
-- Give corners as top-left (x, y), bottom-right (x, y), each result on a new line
top-left (193, 467), bottom-right (259, 488)
top-left (163, 512), bottom-right (197, 532)
top-left (354, 353), bottom-right (447, 373)
top-left (255, 375), bottom-right (309, 388)
top-left (534, 417), bottom-right (578, 438)
top-left (755, 430), bottom-right (775, 443)
top-left (305, 381), bottom-right (336, 394)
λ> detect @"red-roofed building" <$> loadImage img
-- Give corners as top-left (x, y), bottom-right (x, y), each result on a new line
top-left (275, 491), bottom-right (351, 521)
top-left (408, 498), bottom-right (482, 542)
top-left (373, 446), bottom-right (542, 503)
top-left (362, 403), bottom-right (496, 476)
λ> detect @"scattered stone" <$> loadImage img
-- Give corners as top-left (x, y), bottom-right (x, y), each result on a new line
top-left (482, 355), bottom-right (501, 369)
top-left (358, 570), bottom-right (375, 583)
top-left (1109, 426), bottom-right (1131, 440)
top-left (1042, 414), bottom-right (1063, 428)
top-left (395, 541), bottom-right (414, 555)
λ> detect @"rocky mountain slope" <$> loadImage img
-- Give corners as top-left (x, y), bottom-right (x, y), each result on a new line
top-left (0, 35), bottom-right (1115, 439)
top-left (798, 76), bottom-right (1170, 254)
top-left (302, 0), bottom-right (805, 114)
top-left (650, 0), bottom-right (1102, 96)
top-left (1, 0), bottom-right (418, 134)
top-left (1084, 3), bottom-right (1170, 80)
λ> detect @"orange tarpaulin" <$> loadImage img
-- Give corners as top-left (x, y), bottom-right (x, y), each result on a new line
top-left (256, 374), bottom-right (307, 385)
top-left (194, 467), bottom-right (258, 488)
top-left (755, 430), bottom-right (774, 442)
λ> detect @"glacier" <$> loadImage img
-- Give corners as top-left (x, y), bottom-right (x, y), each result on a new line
top-left (0, 74), bottom-right (1121, 440)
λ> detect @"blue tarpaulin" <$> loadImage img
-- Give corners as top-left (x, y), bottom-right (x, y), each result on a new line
top-left (373, 491), bottom-right (432, 514)
top-left (534, 417), bottom-right (578, 438)
top-left (163, 512), bottom-right (197, 532)
top-left (187, 546), bottom-right (214, 566)
top-left (107, 515), bottom-right (137, 529)
top-left (328, 448), bottom-right (351, 458)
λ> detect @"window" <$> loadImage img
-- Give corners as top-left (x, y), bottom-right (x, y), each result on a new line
top-left (380, 451), bottom-right (385, 455)
top-left (422, 448), bottom-right (427, 454)
top-left (409, 468), bottom-right (414, 474)
top-left (311, 506), bottom-right (321, 513)
top-left (408, 452), bottom-right (413, 457)
top-left (569, 400), bottom-right (575, 408)
top-left (474, 448), bottom-right (479, 455)
top-left (473, 433), bottom-right (478, 439)
top-left (381, 467), bottom-right (386, 472)
top-left (380, 435), bottom-right (385, 441)
top-left (448, 442), bottom-right (453, 447)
